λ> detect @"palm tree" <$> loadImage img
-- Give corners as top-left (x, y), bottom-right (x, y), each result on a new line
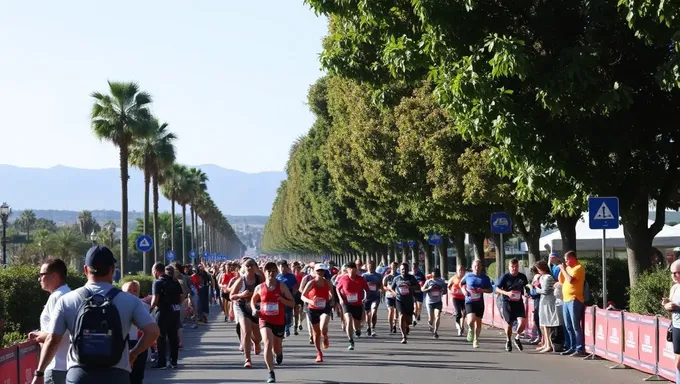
top-left (18, 210), bottom-right (36, 242)
top-left (187, 167), bottom-right (208, 255)
top-left (91, 81), bottom-right (153, 275)
top-left (77, 210), bottom-right (99, 238)
top-left (130, 118), bottom-right (176, 273)
top-left (53, 227), bottom-right (86, 267)
top-left (103, 220), bottom-right (116, 248)
top-left (161, 164), bottom-right (187, 258)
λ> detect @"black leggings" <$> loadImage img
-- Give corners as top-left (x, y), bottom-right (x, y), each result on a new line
top-left (533, 298), bottom-right (542, 338)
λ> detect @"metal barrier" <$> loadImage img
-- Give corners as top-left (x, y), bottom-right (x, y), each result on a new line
top-left (0, 340), bottom-right (39, 384)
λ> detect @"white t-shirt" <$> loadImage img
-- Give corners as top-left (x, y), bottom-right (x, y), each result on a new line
top-left (40, 284), bottom-right (71, 372)
top-left (128, 301), bottom-right (151, 340)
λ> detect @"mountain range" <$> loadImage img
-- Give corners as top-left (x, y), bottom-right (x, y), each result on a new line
top-left (0, 164), bottom-right (285, 216)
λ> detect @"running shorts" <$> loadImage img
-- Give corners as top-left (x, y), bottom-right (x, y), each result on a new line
top-left (307, 307), bottom-right (331, 325)
top-left (294, 292), bottom-right (304, 306)
top-left (413, 292), bottom-right (424, 303)
top-left (465, 301), bottom-right (484, 318)
top-left (501, 301), bottom-right (526, 324)
top-left (453, 298), bottom-right (465, 318)
top-left (427, 301), bottom-right (443, 312)
top-left (363, 298), bottom-right (380, 312)
top-left (395, 300), bottom-right (414, 317)
top-left (385, 297), bottom-right (396, 308)
top-left (342, 304), bottom-right (364, 321)
top-left (221, 292), bottom-right (230, 300)
top-left (261, 321), bottom-right (285, 339)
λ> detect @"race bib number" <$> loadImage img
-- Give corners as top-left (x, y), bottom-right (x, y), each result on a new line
top-left (398, 285), bottom-right (410, 296)
top-left (469, 289), bottom-right (481, 301)
top-left (510, 291), bottom-right (522, 302)
top-left (263, 302), bottom-right (280, 316)
top-left (313, 298), bottom-right (327, 308)
top-left (453, 287), bottom-right (463, 296)
top-left (368, 283), bottom-right (377, 291)
top-left (385, 290), bottom-right (395, 298)
top-left (430, 288), bottom-right (441, 298)
top-left (347, 293), bottom-right (359, 303)
top-left (172, 304), bottom-right (181, 312)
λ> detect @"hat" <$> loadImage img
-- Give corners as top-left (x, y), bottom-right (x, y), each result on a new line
top-left (315, 263), bottom-right (328, 271)
top-left (549, 252), bottom-right (560, 258)
top-left (85, 246), bottom-right (117, 272)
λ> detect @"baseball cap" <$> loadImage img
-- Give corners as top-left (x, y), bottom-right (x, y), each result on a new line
top-left (85, 245), bottom-right (117, 273)
top-left (550, 252), bottom-right (559, 258)
top-left (315, 263), bottom-right (328, 271)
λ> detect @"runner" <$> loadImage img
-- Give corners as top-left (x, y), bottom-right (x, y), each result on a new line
top-left (251, 262), bottom-right (295, 383)
top-left (495, 258), bottom-right (529, 352)
top-left (362, 260), bottom-right (383, 337)
top-left (412, 262), bottom-right (426, 325)
top-left (301, 263), bottom-right (333, 362)
top-left (330, 265), bottom-right (346, 331)
top-left (460, 259), bottom-right (493, 348)
top-left (275, 260), bottom-right (298, 338)
top-left (335, 262), bottom-right (370, 350)
top-left (388, 263), bottom-right (419, 344)
top-left (292, 262), bottom-right (306, 335)
top-left (219, 263), bottom-right (234, 322)
top-left (229, 258), bottom-right (263, 368)
top-left (447, 264), bottom-right (468, 336)
top-left (422, 268), bottom-right (447, 339)
top-left (382, 261), bottom-right (399, 334)
top-left (299, 263), bottom-right (316, 344)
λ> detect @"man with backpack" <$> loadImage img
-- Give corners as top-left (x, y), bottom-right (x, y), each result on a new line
top-left (32, 245), bottom-right (159, 384)
top-left (150, 262), bottom-right (184, 369)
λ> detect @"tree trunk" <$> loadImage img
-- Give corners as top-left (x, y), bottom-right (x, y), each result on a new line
top-left (451, 232), bottom-right (467, 269)
top-left (513, 212), bottom-right (542, 266)
top-left (142, 170), bottom-right (150, 274)
top-left (119, 146), bottom-right (128, 276)
top-left (421, 242), bottom-right (432, 275)
top-left (622, 195), bottom-right (666, 287)
top-left (152, 175), bottom-right (160, 267)
top-left (170, 198), bottom-right (176, 252)
top-left (410, 242), bottom-right (420, 265)
top-left (555, 214), bottom-right (579, 253)
top-left (181, 204), bottom-right (187, 264)
top-left (189, 206), bottom-right (195, 254)
top-left (469, 232), bottom-right (486, 261)
top-left (439, 239), bottom-right (449, 279)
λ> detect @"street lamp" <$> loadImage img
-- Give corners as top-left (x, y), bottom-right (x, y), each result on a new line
top-left (90, 230), bottom-right (97, 246)
top-left (162, 232), bottom-right (168, 260)
top-left (0, 203), bottom-right (10, 266)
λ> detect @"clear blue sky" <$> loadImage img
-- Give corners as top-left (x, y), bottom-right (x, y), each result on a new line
top-left (0, 1), bottom-right (327, 173)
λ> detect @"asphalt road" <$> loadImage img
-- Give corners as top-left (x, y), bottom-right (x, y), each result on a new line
top-left (144, 306), bottom-right (652, 384)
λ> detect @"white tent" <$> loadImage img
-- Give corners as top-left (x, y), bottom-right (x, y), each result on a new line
top-left (539, 214), bottom-right (679, 253)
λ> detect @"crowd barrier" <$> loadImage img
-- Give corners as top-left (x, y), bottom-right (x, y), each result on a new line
top-left (0, 340), bottom-right (39, 384)
top-left (441, 292), bottom-right (677, 382)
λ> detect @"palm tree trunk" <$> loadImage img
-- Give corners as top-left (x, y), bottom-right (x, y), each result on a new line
top-left (143, 170), bottom-right (150, 275)
top-left (201, 218), bottom-right (205, 254)
top-left (119, 146), bottom-right (128, 275)
top-left (170, 198), bottom-right (176, 252)
top-left (152, 174), bottom-right (160, 267)
top-left (181, 204), bottom-right (187, 264)
top-left (190, 206), bottom-right (195, 254)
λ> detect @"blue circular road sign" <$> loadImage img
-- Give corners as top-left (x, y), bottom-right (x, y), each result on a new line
top-left (189, 250), bottom-right (197, 260)
top-left (135, 235), bottom-right (154, 252)
top-left (166, 250), bottom-right (176, 262)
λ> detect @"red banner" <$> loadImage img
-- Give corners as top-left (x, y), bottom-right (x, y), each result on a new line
top-left (441, 294), bottom-right (452, 315)
top-left (605, 310), bottom-right (623, 363)
top-left (525, 298), bottom-right (536, 339)
top-left (622, 313), bottom-right (639, 368)
top-left (482, 293), bottom-right (493, 326)
top-left (657, 318), bottom-right (675, 382)
top-left (17, 341), bottom-right (39, 384)
top-left (636, 315), bottom-right (657, 376)
top-left (492, 293), bottom-right (504, 328)
top-left (583, 306), bottom-right (595, 354)
top-left (0, 345), bottom-right (19, 384)
top-left (594, 307), bottom-right (608, 358)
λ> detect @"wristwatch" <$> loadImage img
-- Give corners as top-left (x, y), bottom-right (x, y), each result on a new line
top-left (34, 370), bottom-right (44, 377)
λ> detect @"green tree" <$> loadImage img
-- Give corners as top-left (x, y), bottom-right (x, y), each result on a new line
top-left (187, 168), bottom-right (208, 255)
top-left (91, 81), bottom-right (153, 275)
top-left (33, 218), bottom-right (57, 233)
top-left (77, 210), bottom-right (100, 239)
top-left (17, 210), bottom-right (36, 242)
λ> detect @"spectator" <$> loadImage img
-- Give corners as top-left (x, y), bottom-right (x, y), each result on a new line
top-left (534, 261), bottom-right (560, 353)
top-left (549, 252), bottom-right (561, 280)
top-left (558, 250), bottom-right (586, 357)
top-left (663, 259), bottom-right (680, 384)
top-left (29, 259), bottom-right (71, 384)
top-left (32, 245), bottom-right (159, 384)
top-left (121, 281), bottom-right (149, 384)
top-left (150, 263), bottom-right (184, 369)
top-left (527, 266), bottom-right (541, 346)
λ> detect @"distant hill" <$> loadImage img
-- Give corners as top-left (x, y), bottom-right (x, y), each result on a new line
top-left (0, 164), bottom-right (285, 216)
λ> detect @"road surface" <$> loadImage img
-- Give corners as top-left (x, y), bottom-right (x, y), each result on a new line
top-left (145, 307), bottom-right (651, 384)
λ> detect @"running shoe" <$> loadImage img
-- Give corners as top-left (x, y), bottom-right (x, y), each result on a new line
top-left (466, 329), bottom-right (474, 342)
top-left (276, 353), bottom-right (283, 365)
top-left (244, 359), bottom-right (252, 368)
top-left (267, 370), bottom-right (276, 383)
top-left (473, 340), bottom-right (480, 348)
top-left (513, 336), bottom-right (524, 351)
top-left (316, 353), bottom-right (323, 363)
top-left (505, 340), bottom-right (512, 352)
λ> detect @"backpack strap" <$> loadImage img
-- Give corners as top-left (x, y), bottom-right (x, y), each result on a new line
top-left (105, 287), bottom-right (121, 301)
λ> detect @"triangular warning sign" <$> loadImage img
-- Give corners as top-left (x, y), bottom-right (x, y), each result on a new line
top-left (593, 202), bottom-right (614, 220)
top-left (140, 238), bottom-right (150, 247)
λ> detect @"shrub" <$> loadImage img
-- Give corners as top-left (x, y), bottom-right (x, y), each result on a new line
top-left (580, 258), bottom-right (629, 309)
top-left (120, 273), bottom-right (155, 297)
top-left (1, 330), bottom-right (26, 348)
top-left (0, 265), bottom-right (86, 334)
top-left (486, 262), bottom-right (496, 281)
top-left (629, 268), bottom-right (672, 317)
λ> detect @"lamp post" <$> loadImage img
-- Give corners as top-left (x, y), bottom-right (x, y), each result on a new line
top-left (162, 231), bottom-right (168, 261)
top-left (0, 203), bottom-right (10, 266)
top-left (90, 230), bottom-right (97, 246)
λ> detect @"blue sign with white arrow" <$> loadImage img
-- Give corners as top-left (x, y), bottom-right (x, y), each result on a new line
top-left (407, 240), bottom-right (417, 247)
top-left (189, 250), bottom-right (196, 260)
top-left (490, 212), bottom-right (512, 234)
top-left (396, 242), bottom-right (404, 248)
top-left (135, 235), bottom-right (154, 252)
top-left (427, 232), bottom-right (443, 246)
top-left (166, 250), bottom-right (175, 262)
top-left (588, 196), bottom-right (619, 230)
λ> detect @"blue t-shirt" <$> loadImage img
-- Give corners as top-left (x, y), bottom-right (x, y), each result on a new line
top-left (460, 272), bottom-right (492, 304)
top-left (362, 272), bottom-right (382, 300)
top-left (276, 272), bottom-right (297, 292)
top-left (551, 265), bottom-right (560, 281)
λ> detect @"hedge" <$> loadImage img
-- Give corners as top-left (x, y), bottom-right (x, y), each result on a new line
top-left (580, 258), bottom-right (630, 309)
top-left (119, 273), bottom-right (156, 297)
top-left (629, 268), bottom-right (672, 317)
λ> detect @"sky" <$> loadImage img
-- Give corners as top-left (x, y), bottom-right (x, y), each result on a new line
top-left (0, 1), bottom-right (327, 174)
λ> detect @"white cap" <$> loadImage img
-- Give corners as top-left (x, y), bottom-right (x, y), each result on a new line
top-left (315, 263), bottom-right (328, 271)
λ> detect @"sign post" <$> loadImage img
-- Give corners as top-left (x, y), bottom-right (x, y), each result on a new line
top-left (588, 196), bottom-right (619, 308)
top-left (490, 213), bottom-right (512, 275)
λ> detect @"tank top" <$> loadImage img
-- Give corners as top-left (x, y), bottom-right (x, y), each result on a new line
top-left (385, 274), bottom-right (397, 298)
top-left (307, 279), bottom-right (330, 310)
top-left (238, 274), bottom-right (261, 308)
top-left (259, 282), bottom-right (285, 325)
top-left (450, 275), bottom-right (465, 300)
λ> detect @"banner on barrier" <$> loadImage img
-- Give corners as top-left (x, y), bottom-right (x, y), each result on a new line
top-left (0, 345), bottom-right (19, 384)
top-left (492, 294), bottom-right (504, 328)
top-left (17, 341), bottom-right (39, 384)
top-left (594, 307), bottom-right (608, 357)
top-left (584, 306), bottom-right (595, 354)
top-left (482, 294), bottom-right (493, 326)
top-left (606, 310), bottom-right (623, 363)
top-left (657, 318), bottom-right (675, 382)
top-left (636, 315), bottom-right (657, 375)
top-left (525, 299), bottom-right (536, 339)
top-left (622, 313), bottom-right (639, 368)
